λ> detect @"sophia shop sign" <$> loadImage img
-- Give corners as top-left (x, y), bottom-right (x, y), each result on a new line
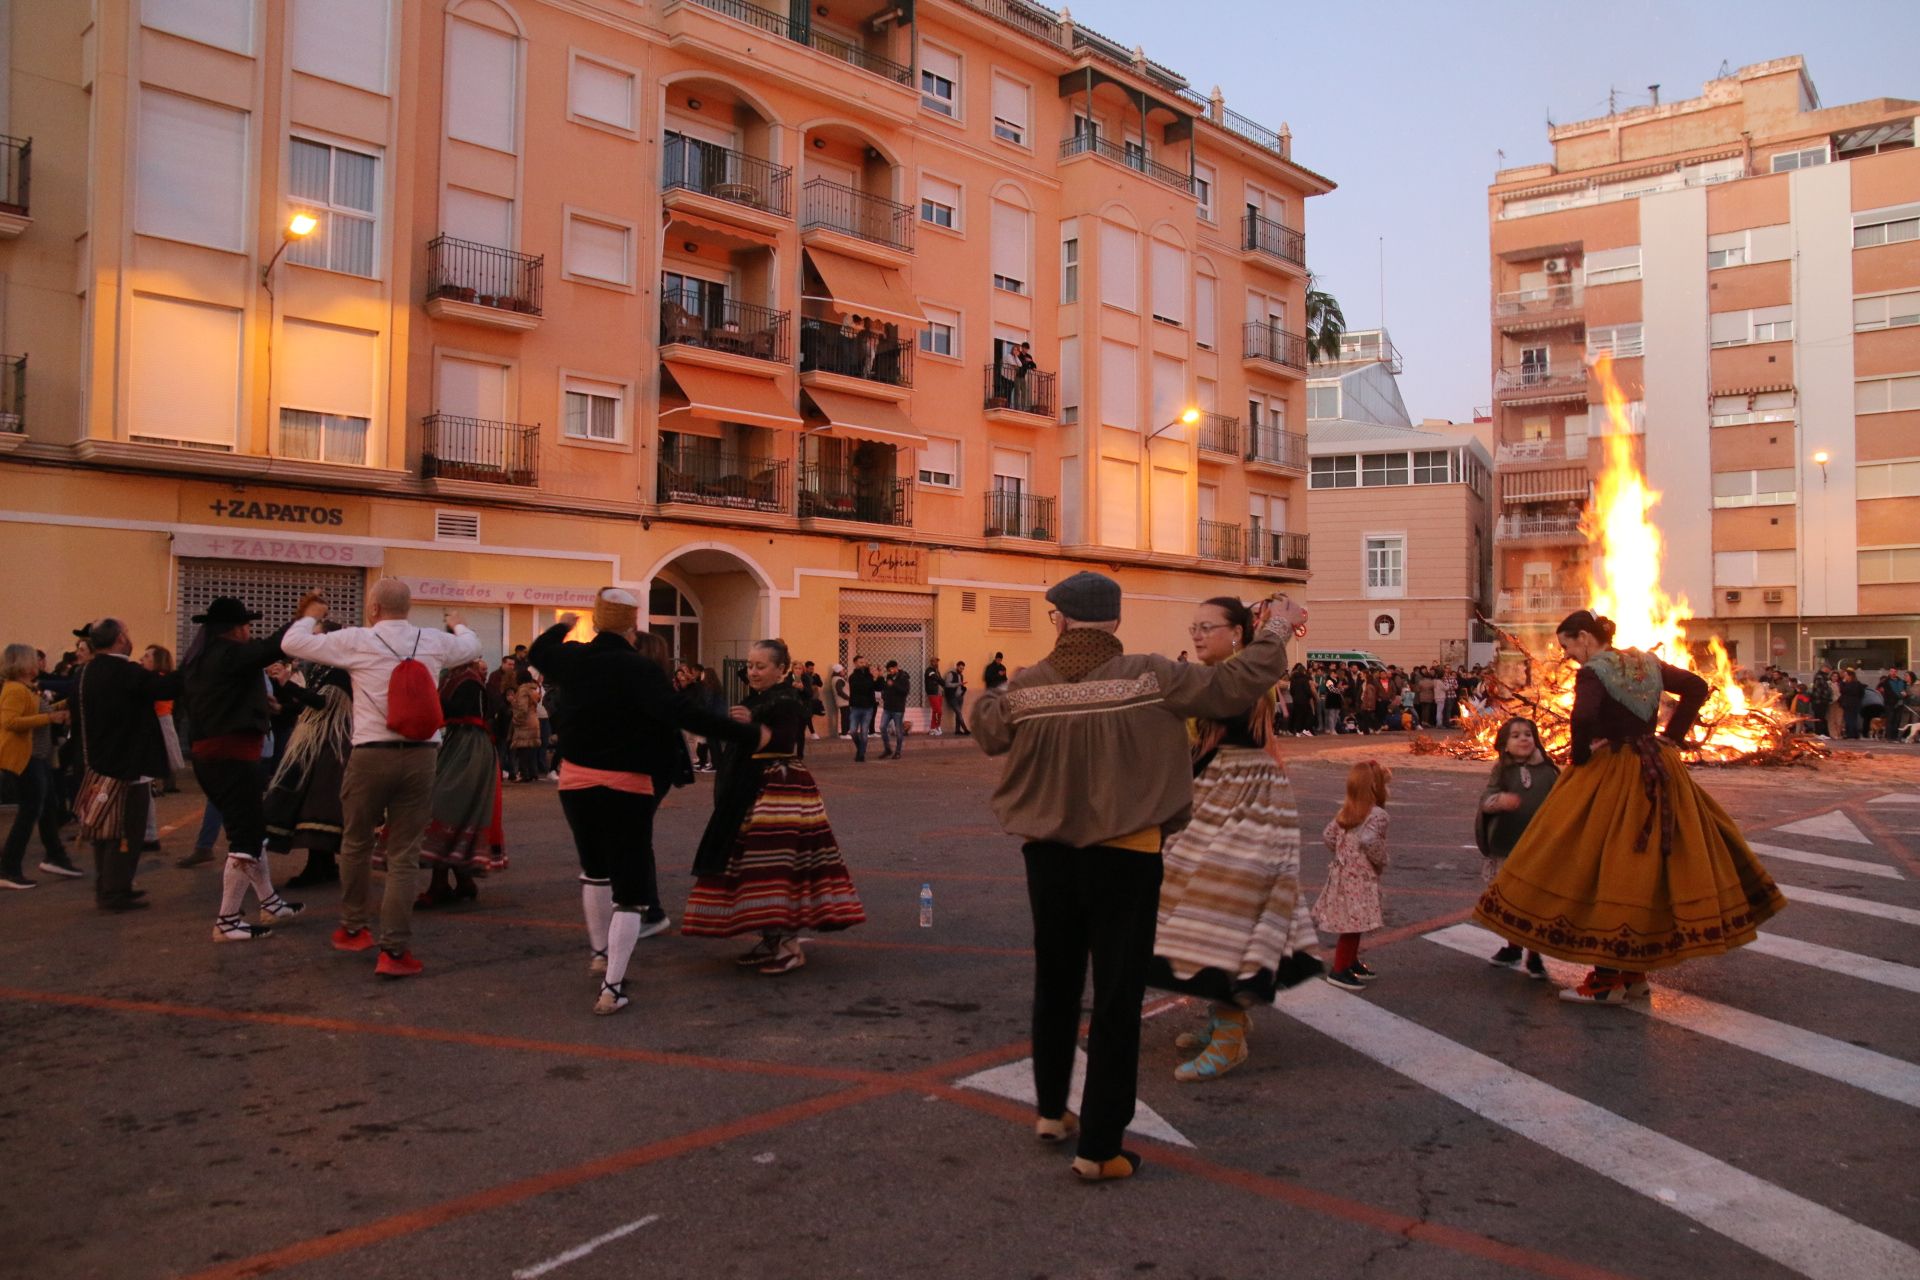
top-left (171, 531), bottom-right (384, 567)
top-left (859, 543), bottom-right (925, 585)
top-left (393, 577), bottom-right (601, 609)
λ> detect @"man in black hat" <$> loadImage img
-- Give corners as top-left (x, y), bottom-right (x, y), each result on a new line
top-left (969, 571), bottom-right (1305, 1182)
top-left (181, 596), bottom-right (304, 942)
top-left (72, 618), bottom-right (179, 910)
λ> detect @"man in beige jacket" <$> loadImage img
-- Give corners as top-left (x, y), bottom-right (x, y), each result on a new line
top-left (970, 571), bottom-right (1303, 1181)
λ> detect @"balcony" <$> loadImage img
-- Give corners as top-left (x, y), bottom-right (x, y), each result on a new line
top-left (1195, 412), bottom-right (1241, 458)
top-left (1243, 322), bottom-right (1309, 373)
top-left (984, 490), bottom-right (1055, 541)
top-left (1197, 519), bottom-right (1242, 562)
top-left (0, 135), bottom-right (28, 236)
top-left (1495, 284), bottom-right (1584, 332)
top-left (657, 449), bottom-right (790, 515)
top-left (1495, 436), bottom-right (1588, 465)
top-left (801, 178), bottom-right (914, 255)
top-left (1495, 513), bottom-right (1585, 544)
top-left (1058, 134), bottom-right (1195, 195)
top-left (662, 133), bottom-right (792, 220)
top-left (799, 465), bottom-right (913, 526)
top-left (669, 0), bottom-right (912, 94)
top-left (1241, 211), bottom-right (1305, 269)
top-left (660, 289), bottom-right (790, 365)
top-left (1493, 365), bottom-right (1587, 401)
top-left (0, 354), bottom-right (24, 435)
top-left (421, 415), bottom-right (538, 488)
top-left (1315, 330), bottom-right (1404, 375)
top-left (1247, 527), bottom-right (1310, 572)
top-left (797, 21), bottom-right (910, 86)
top-left (1499, 465), bottom-right (1590, 506)
top-left (800, 317), bottom-right (913, 389)
top-left (1246, 425), bottom-right (1309, 472)
top-left (425, 236), bottom-right (543, 331)
top-left (983, 365), bottom-right (1057, 421)
top-left (953, 0), bottom-right (1066, 45)
top-left (1496, 589), bottom-right (1589, 618)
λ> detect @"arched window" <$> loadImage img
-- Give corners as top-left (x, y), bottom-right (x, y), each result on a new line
top-left (649, 581), bottom-right (701, 662)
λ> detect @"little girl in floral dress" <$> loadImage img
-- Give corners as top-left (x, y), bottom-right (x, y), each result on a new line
top-left (1314, 760), bottom-right (1391, 990)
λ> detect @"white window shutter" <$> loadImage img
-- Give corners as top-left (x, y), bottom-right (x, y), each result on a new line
top-left (570, 59), bottom-right (634, 130)
top-left (136, 90), bottom-right (249, 252)
top-left (446, 20), bottom-right (517, 152)
top-left (280, 320), bottom-right (377, 419)
top-left (990, 201), bottom-right (1027, 283)
top-left (990, 75), bottom-right (1027, 131)
top-left (1194, 275), bottom-right (1216, 346)
top-left (290, 0), bottom-right (390, 93)
top-left (444, 188), bottom-right (512, 248)
top-left (1149, 240), bottom-right (1185, 323)
top-left (1098, 223), bottom-right (1137, 311)
top-left (1099, 340), bottom-right (1137, 430)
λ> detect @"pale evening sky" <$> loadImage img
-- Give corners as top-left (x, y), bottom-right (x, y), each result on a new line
top-left (1067, 0), bottom-right (1915, 418)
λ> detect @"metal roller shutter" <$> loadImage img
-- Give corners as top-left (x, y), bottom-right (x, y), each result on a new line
top-left (176, 559), bottom-right (366, 656)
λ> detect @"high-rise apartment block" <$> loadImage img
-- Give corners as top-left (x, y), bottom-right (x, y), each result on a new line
top-left (0, 0), bottom-right (1331, 699)
top-left (1488, 57), bottom-right (1918, 671)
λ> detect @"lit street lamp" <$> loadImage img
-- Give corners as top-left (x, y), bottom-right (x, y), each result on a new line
top-left (262, 212), bottom-right (320, 286)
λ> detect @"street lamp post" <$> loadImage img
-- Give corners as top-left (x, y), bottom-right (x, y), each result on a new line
top-left (261, 213), bottom-right (320, 453)
top-left (1142, 407), bottom-right (1201, 553)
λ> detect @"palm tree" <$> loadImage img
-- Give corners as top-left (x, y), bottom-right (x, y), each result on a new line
top-left (1306, 273), bottom-right (1346, 363)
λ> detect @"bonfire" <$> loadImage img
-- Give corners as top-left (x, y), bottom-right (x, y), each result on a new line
top-left (1417, 355), bottom-right (1828, 768)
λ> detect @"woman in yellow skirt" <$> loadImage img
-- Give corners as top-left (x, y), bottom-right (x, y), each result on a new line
top-left (1473, 610), bottom-right (1787, 1004)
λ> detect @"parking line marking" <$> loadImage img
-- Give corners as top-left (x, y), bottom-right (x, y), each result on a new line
top-left (1426, 925), bottom-right (1920, 1108)
top-left (512, 1214), bottom-right (661, 1279)
top-left (1274, 980), bottom-right (1920, 1280)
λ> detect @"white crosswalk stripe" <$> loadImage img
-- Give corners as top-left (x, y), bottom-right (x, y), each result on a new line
top-left (1772, 811), bottom-right (1873, 844)
top-left (1751, 841), bottom-right (1903, 880)
top-left (1424, 925), bottom-right (1920, 1108)
top-left (1867, 792), bottom-right (1920, 806)
top-left (1745, 934), bottom-right (1920, 994)
top-left (1273, 980), bottom-right (1920, 1280)
top-left (1777, 883), bottom-right (1920, 926)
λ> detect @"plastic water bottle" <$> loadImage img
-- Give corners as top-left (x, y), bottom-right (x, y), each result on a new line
top-left (918, 883), bottom-right (934, 929)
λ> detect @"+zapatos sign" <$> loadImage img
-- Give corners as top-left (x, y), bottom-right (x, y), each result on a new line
top-left (207, 496), bottom-right (347, 526)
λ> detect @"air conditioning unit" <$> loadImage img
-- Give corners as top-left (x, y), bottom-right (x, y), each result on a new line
top-left (1543, 257), bottom-right (1569, 274)
top-left (1724, 590), bottom-right (1742, 604)
top-left (1763, 589), bottom-right (1785, 604)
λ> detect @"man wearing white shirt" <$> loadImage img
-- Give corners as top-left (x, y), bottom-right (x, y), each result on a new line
top-left (281, 578), bottom-right (482, 977)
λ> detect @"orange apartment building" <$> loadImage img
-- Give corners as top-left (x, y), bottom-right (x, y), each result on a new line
top-left (1304, 329), bottom-right (1493, 667)
top-left (1487, 57), bottom-right (1919, 672)
top-left (0, 0), bottom-right (1331, 708)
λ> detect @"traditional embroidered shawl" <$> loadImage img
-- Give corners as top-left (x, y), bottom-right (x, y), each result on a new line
top-left (1587, 648), bottom-right (1662, 722)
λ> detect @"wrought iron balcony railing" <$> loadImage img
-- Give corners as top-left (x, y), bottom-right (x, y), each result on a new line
top-left (1197, 519), bottom-right (1242, 562)
top-left (1246, 426), bottom-right (1309, 470)
top-left (660, 287), bottom-right (790, 364)
top-left (662, 133), bottom-right (793, 217)
top-left (683, 0), bottom-right (910, 83)
top-left (1496, 589), bottom-right (1590, 617)
top-left (953, 0), bottom-right (1065, 44)
top-left (657, 449), bottom-right (789, 513)
top-left (1058, 134), bottom-right (1195, 195)
top-left (799, 465), bottom-right (913, 526)
top-left (1246, 526), bottom-right (1310, 571)
top-left (802, 178), bottom-right (914, 253)
top-left (421, 415), bottom-right (538, 487)
top-left (0, 135), bottom-right (28, 214)
top-left (983, 365), bottom-right (1056, 417)
top-left (984, 490), bottom-right (1055, 540)
top-left (1494, 365), bottom-right (1587, 394)
top-left (1495, 284), bottom-right (1583, 317)
top-left (427, 235), bottom-right (543, 314)
top-left (1242, 322), bottom-right (1308, 370)
top-left (1194, 411), bottom-right (1241, 456)
top-left (0, 354), bottom-right (24, 433)
top-left (1495, 513), bottom-right (1585, 541)
top-left (1241, 211), bottom-right (1305, 267)
top-left (801, 318), bottom-right (913, 387)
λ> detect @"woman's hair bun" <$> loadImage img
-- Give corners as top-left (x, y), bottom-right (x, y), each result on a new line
top-left (1593, 614), bottom-right (1618, 643)
top-left (1554, 608), bottom-right (1615, 645)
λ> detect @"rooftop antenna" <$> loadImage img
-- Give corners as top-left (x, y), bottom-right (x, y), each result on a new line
top-left (1608, 86), bottom-right (1617, 114)
top-left (1717, 59), bottom-right (1731, 78)
top-left (1378, 235), bottom-right (1386, 333)
top-left (1648, 83), bottom-right (1661, 106)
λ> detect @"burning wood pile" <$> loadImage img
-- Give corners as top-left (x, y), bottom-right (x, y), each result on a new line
top-left (1419, 355), bottom-right (1830, 769)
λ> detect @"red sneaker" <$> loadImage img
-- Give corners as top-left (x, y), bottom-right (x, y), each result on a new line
top-left (331, 926), bottom-right (378, 953)
top-left (375, 949), bottom-right (423, 978)
top-left (1558, 970), bottom-right (1629, 1005)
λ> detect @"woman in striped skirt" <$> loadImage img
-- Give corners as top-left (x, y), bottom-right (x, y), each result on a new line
top-left (1148, 597), bottom-right (1323, 1081)
top-left (683, 639), bottom-right (865, 974)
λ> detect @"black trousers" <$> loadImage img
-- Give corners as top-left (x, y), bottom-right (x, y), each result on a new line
top-left (93, 781), bottom-right (152, 902)
top-left (2, 759), bottom-right (67, 872)
top-left (559, 786), bottom-right (661, 910)
top-left (191, 754), bottom-right (268, 856)
top-left (1022, 841), bottom-right (1164, 1163)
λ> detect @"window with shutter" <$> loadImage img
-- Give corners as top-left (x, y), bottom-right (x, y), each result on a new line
top-left (990, 73), bottom-right (1028, 145)
top-left (137, 90), bottom-right (250, 253)
top-left (1099, 223), bottom-right (1138, 311)
top-left (1149, 240), bottom-right (1185, 325)
top-left (991, 201), bottom-right (1028, 294)
top-left (569, 55), bottom-right (636, 132)
top-left (1099, 340), bottom-right (1138, 430)
top-left (1194, 274), bottom-right (1216, 348)
top-left (446, 19), bottom-right (517, 152)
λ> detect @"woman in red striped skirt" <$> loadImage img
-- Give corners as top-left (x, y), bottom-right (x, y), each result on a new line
top-left (683, 639), bottom-right (864, 974)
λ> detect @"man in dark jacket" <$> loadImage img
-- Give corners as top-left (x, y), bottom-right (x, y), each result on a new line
top-left (847, 657), bottom-right (877, 763)
top-left (879, 661), bottom-right (911, 759)
top-left (181, 596), bottom-right (305, 941)
top-left (923, 659), bottom-right (947, 736)
top-left (73, 618), bottom-right (180, 911)
top-left (1838, 669), bottom-right (1867, 739)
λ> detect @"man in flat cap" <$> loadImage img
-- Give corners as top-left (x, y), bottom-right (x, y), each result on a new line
top-left (181, 596), bottom-right (304, 942)
top-left (970, 571), bottom-right (1305, 1183)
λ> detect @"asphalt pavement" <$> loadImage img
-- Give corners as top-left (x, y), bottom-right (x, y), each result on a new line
top-left (4, 730), bottom-right (1918, 1280)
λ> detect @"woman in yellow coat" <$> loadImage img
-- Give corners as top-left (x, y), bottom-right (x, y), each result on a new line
top-left (1474, 610), bottom-right (1787, 1004)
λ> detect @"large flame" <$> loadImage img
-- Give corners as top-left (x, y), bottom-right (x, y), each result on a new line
top-left (1438, 355), bottom-right (1814, 765)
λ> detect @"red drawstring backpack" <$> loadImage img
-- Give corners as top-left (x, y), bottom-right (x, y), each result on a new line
top-left (379, 632), bottom-right (445, 741)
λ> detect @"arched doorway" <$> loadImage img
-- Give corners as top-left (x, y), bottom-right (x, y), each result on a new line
top-left (641, 545), bottom-right (776, 694)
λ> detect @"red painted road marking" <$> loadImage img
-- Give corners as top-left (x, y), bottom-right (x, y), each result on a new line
top-left (1849, 804), bottom-right (1920, 880)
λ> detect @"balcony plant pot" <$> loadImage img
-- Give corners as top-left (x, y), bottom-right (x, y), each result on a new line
top-left (984, 526), bottom-right (1005, 538)
top-left (1030, 527), bottom-right (1050, 540)
top-left (476, 295), bottom-right (499, 309)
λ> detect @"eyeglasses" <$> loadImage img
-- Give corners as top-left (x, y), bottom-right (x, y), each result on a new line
top-left (1187, 622), bottom-right (1230, 638)
top-left (1046, 608), bottom-right (1060, 625)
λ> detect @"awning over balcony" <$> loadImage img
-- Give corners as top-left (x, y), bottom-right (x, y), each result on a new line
top-left (668, 210), bottom-right (778, 251)
top-left (802, 247), bottom-right (926, 328)
top-left (803, 387), bottom-right (926, 447)
top-left (660, 363), bottom-right (801, 433)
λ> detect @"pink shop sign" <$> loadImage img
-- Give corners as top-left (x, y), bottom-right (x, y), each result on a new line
top-left (171, 531), bottom-right (385, 567)
top-left (394, 577), bottom-right (601, 609)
